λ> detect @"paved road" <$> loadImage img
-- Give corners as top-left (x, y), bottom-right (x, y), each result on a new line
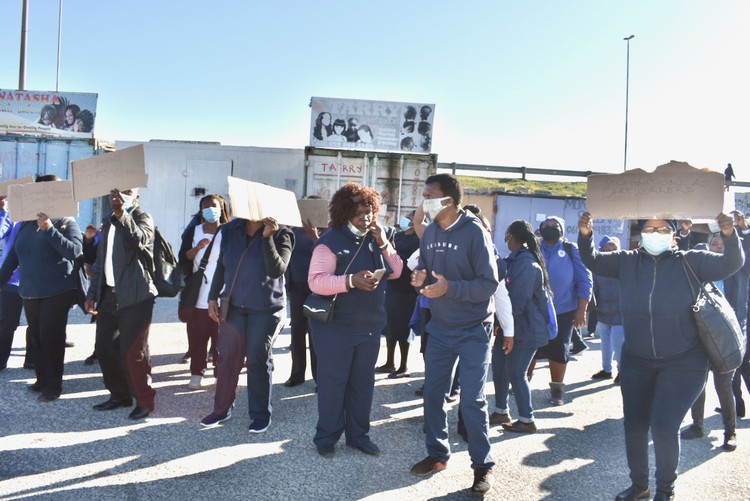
top-left (0, 298), bottom-right (747, 500)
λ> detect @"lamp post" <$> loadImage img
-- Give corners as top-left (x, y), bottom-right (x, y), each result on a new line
top-left (56, 0), bottom-right (63, 91)
top-left (623, 35), bottom-right (634, 171)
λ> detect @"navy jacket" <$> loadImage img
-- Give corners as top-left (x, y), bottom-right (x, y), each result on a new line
top-left (504, 247), bottom-right (549, 349)
top-left (593, 274), bottom-right (622, 326)
top-left (0, 217), bottom-right (82, 299)
top-left (578, 231), bottom-right (744, 360)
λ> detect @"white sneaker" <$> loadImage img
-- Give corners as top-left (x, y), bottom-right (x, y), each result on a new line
top-left (188, 375), bottom-right (202, 390)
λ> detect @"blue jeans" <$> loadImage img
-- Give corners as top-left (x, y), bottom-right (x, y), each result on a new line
top-left (598, 322), bottom-right (624, 373)
top-left (492, 339), bottom-right (537, 422)
top-left (620, 347), bottom-right (708, 493)
top-left (423, 321), bottom-right (494, 469)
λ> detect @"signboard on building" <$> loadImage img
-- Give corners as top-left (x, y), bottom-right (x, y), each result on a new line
top-left (0, 89), bottom-right (98, 139)
top-left (309, 97), bottom-right (435, 154)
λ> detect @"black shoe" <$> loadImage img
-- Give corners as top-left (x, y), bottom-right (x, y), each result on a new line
top-left (615, 484), bottom-right (650, 501)
top-left (501, 420), bottom-right (538, 434)
top-left (200, 409), bottom-right (232, 428)
top-left (64, 340), bottom-right (75, 348)
top-left (387, 368), bottom-right (411, 379)
top-left (84, 353), bottom-right (98, 365)
top-left (93, 397), bottom-right (133, 411)
top-left (570, 342), bottom-right (589, 355)
top-left (316, 443), bottom-right (335, 458)
top-left (284, 378), bottom-right (304, 387)
top-left (410, 456), bottom-right (447, 476)
top-left (470, 467), bottom-right (492, 497)
top-left (28, 382), bottom-right (43, 393)
top-left (375, 364), bottom-right (396, 374)
top-left (38, 393), bottom-right (60, 402)
top-left (128, 406), bottom-right (151, 420)
top-left (350, 439), bottom-right (380, 456)
top-left (591, 370), bottom-right (613, 380)
top-left (680, 424), bottom-right (703, 440)
top-left (723, 431), bottom-right (737, 451)
top-left (652, 491), bottom-right (674, 501)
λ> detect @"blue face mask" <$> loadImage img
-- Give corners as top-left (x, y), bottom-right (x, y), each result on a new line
top-left (120, 192), bottom-right (134, 211)
top-left (399, 217), bottom-right (411, 230)
top-left (202, 206), bottom-right (221, 223)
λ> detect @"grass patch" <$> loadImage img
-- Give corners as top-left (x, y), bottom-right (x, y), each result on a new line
top-left (457, 176), bottom-right (587, 198)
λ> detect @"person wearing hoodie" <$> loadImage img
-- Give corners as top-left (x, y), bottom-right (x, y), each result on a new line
top-left (578, 212), bottom-right (743, 501)
top-left (409, 174), bottom-right (499, 498)
top-left (530, 216), bottom-right (593, 405)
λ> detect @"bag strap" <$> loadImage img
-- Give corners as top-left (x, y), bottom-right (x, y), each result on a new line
top-left (224, 233), bottom-right (259, 301)
top-left (197, 230), bottom-right (219, 272)
top-left (681, 256), bottom-right (718, 303)
top-left (327, 234), bottom-right (369, 304)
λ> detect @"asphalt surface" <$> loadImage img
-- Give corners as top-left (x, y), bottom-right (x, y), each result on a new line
top-left (0, 297), bottom-right (748, 500)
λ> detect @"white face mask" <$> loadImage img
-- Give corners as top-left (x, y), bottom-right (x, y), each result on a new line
top-left (422, 196), bottom-right (451, 221)
top-left (641, 232), bottom-right (673, 255)
top-left (707, 221), bottom-right (721, 234)
top-left (347, 221), bottom-right (367, 238)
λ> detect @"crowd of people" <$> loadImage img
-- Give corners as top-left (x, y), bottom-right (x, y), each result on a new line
top-left (1, 172), bottom-right (747, 500)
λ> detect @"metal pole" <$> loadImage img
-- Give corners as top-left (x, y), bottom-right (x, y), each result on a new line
top-left (623, 35), bottom-right (634, 171)
top-left (19, 0), bottom-right (30, 90)
top-left (56, 0), bottom-right (63, 91)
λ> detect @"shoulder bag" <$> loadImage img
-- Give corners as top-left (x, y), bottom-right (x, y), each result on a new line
top-left (303, 235), bottom-right (367, 323)
top-left (682, 257), bottom-right (746, 373)
top-left (178, 230), bottom-right (218, 323)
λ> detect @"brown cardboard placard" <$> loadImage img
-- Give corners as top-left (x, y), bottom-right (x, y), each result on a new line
top-left (227, 176), bottom-right (303, 227)
top-left (0, 176), bottom-right (34, 197)
top-left (71, 144), bottom-right (148, 201)
top-left (586, 161), bottom-right (724, 220)
top-left (7, 180), bottom-right (78, 221)
top-left (297, 199), bottom-right (329, 228)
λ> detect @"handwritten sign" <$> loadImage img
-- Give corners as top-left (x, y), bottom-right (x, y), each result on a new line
top-left (297, 199), bottom-right (329, 228)
top-left (227, 176), bottom-right (303, 227)
top-left (0, 176), bottom-right (34, 197)
top-left (71, 144), bottom-right (148, 201)
top-left (8, 180), bottom-right (78, 221)
top-left (586, 161), bottom-right (724, 220)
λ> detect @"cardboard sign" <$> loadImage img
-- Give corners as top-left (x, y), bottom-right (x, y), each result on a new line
top-left (0, 176), bottom-right (34, 197)
top-left (586, 161), bottom-right (724, 220)
top-left (297, 199), bottom-right (329, 228)
top-left (227, 176), bottom-right (303, 227)
top-left (8, 180), bottom-right (78, 221)
top-left (71, 144), bottom-right (148, 201)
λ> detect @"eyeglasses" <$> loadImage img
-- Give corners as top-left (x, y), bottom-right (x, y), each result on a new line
top-left (641, 226), bottom-right (673, 235)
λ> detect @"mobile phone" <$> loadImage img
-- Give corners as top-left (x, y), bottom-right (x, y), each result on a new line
top-left (371, 268), bottom-right (386, 281)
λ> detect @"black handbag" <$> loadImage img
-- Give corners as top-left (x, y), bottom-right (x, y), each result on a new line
top-left (682, 258), bottom-right (746, 373)
top-left (178, 231), bottom-right (218, 323)
top-left (302, 235), bottom-right (367, 323)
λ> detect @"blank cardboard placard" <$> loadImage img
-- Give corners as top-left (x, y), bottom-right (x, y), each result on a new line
top-left (227, 176), bottom-right (303, 227)
top-left (586, 161), bottom-right (724, 220)
top-left (297, 199), bottom-right (329, 228)
top-left (0, 176), bottom-right (34, 197)
top-left (8, 180), bottom-right (78, 221)
top-left (71, 144), bottom-right (148, 201)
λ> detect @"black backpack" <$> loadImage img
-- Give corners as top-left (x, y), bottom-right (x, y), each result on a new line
top-left (147, 227), bottom-right (183, 298)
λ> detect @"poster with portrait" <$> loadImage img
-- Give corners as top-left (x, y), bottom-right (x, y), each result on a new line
top-left (309, 97), bottom-right (435, 154)
top-left (0, 89), bottom-right (98, 139)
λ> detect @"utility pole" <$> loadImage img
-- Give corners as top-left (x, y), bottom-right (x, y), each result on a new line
top-left (623, 35), bottom-right (635, 171)
top-left (19, 0), bottom-right (30, 90)
top-left (56, 0), bottom-right (63, 91)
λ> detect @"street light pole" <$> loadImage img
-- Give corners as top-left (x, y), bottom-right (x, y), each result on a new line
top-left (623, 35), bottom-right (634, 171)
top-left (19, 0), bottom-right (30, 90)
top-left (56, 0), bottom-right (63, 91)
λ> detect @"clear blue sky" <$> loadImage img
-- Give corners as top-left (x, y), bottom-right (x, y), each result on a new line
top-left (2, 1), bottom-right (748, 179)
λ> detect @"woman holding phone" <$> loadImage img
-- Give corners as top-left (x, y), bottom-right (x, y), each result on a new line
top-left (307, 182), bottom-right (403, 458)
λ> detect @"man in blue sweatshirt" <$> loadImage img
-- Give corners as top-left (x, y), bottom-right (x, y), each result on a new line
top-left (409, 174), bottom-right (499, 498)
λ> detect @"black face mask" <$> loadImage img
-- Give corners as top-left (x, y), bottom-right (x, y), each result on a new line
top-left (541, 226), bottom-right (561, 242)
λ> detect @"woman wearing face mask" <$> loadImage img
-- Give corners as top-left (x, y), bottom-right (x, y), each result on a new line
top-left (578, 212), bottom-right (743, 501)
top-left (178, 194), bottom-right (231, 390)
top-left (531, 216), bottom-right (593, 405)
top-left (308, 182), bottom-right (403, 458)
top-left (377, 211), bottom-right (420, 378)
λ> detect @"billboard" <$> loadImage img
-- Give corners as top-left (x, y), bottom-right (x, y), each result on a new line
top-left (0, 89), bottom-right (98, 139)
top-left (309, 97), bottom-right (435, 154)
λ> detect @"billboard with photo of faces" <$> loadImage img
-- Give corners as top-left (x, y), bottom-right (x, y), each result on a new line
top-left (0, 89), bottom-right (98, 139)
top-left (310, 96), bottom-right (435, 154)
